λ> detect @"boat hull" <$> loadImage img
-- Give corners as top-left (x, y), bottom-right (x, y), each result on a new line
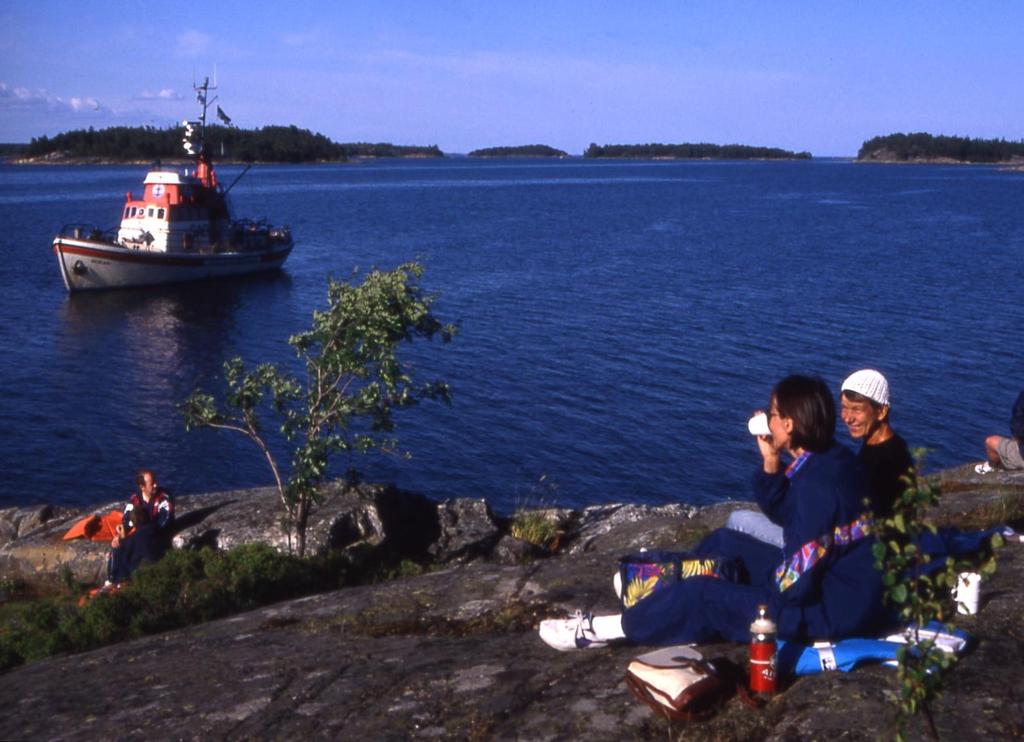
top-left (53, 237), bottom-right (293, 292)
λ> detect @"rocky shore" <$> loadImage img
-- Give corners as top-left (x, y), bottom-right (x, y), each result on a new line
top-left (2, 464), bottom-right (1023, 740)
top-left (855, 151), bottom-right (1024, 170)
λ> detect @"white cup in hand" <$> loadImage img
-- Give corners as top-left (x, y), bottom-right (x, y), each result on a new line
top-left (748, 412), bottom-right (770, 437)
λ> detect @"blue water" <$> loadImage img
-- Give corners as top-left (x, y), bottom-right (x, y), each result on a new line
top-left (1, 159), bottom-right (1022, 513)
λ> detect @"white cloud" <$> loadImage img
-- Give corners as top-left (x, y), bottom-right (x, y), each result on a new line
top-left (176, 30), bottom-right (212, 58)
top-left (0, 82), bottom-right (105, 113)
top-left (0, 82), bottom-right (50, 108)
top-left (67, 96), bottom-right (101, 112)
top-left (136, 88), bottom-right (184, 101)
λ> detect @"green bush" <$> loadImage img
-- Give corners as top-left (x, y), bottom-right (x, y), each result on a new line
top-left (0, 544), bottom-right (329, 673)
top-left (0, 600), bottom-right (72, 665)
top-left (0, 535), bottom-right (449, 674)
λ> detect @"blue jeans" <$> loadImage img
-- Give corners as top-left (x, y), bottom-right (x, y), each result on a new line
top-left (725, 509), bottom-right (784, 548)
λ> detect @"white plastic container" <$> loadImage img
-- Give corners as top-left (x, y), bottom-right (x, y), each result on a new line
top-left (953, 572), bottom-right (981, 615)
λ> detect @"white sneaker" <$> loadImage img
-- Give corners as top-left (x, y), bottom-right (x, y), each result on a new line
top-left (539, 610), bottom-right (609, 651)
top-left (975, 461), bottom-right (994, 475)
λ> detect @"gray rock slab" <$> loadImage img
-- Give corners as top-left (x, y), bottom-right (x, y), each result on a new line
top-left (429, 497), bottom-right (501, 563)
top-left (0, 483), bottom-right (450, 587)
top-left (2, 464), bottom-right (1024, 739)
top-left (3, 522), bottom-right (1023, 739)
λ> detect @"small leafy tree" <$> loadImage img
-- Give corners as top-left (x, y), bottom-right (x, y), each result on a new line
top-left (182, 262), bottom-right (454, 556)
top-left (873, 449), bottom-right (1002, 740)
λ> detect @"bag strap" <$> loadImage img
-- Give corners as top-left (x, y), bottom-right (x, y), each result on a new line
top-left (631, 657), bottom-right (704, 671)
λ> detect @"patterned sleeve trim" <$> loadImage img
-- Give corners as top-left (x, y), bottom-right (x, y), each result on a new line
top-left (774, 515), bottom-right (873, 592)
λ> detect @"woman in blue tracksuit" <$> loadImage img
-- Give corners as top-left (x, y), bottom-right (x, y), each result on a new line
top-left (620, 374), bottom-right (889, 645)
top-left (539, 375), bottom-right (891, 651)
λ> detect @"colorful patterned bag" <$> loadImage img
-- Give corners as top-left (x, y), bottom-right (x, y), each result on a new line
top-left (617, 550), bottom-right (740, 610)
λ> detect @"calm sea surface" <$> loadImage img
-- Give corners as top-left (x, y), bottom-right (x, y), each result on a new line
top-left (1, 158), bottom-right (1022, 513)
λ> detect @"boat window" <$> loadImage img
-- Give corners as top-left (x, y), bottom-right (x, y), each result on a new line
top-left (129, 206), bottom-right (137, 217)
top-left (124, 207), bottom-right (131, 218)
top-left (157, 208), bottom-right (165, 219)
top-left (147, 208), bottom-right (155, 217)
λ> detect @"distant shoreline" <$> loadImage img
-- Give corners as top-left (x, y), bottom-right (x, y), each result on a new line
top-left (855, 155), bottom-right (1024, 172)
top-left (5, 154), bottom-right (1022, 170)
top-left (3, 155), bottom-right (440, 166)
top-left (6, 153), bottom-right (820, 166)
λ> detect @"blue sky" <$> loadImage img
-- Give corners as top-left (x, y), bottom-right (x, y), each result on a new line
top-left (2, 1), bottom-right (1021, 155)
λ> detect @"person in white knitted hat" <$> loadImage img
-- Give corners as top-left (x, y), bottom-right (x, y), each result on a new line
top-left (839, 369), bottom-right (913, 518)
top-left (727, 368), bottom-right (914, 545)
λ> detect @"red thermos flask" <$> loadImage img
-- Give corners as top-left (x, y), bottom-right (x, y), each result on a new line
top-left (749, 604), bottom-right (777, 694)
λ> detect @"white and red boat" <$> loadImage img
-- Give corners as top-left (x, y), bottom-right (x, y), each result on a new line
top-left (53, 78), bottom-right (293, 292)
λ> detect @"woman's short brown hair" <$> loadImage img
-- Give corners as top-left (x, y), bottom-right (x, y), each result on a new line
top-left (772, 375), bottom-right (836, 453)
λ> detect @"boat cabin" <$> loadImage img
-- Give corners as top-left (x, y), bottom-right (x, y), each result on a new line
top-left (116, 163), bottom-right (229, 253)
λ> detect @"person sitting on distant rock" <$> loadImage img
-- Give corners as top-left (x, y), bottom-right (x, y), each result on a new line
top-left (539, 375), bottom-right (889, 650)
top-left (106, 469), bottom-right (174, 586)
top-left (726, 368), bottom-right (914, 547)
top-left (108, 506), bottom-right (166, 583)
top-left (976, 390), bottom-right (1024, 474)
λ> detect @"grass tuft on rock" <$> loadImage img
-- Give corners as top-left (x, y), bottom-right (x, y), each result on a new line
top-left (509, 509), bottom-right (561, 549)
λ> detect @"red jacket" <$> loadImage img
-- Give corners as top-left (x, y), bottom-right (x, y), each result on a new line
top-left (123, 488), bottom-right (174, 531)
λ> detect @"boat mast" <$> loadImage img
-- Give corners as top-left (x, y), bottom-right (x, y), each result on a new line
top-left (194, 76), bottom-right (217, 157)
top-left (184, 77), bottom-right (220, 189)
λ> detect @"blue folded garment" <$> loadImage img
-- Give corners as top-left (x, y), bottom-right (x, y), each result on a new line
top-left (778, 621), bottom-right (971, 676)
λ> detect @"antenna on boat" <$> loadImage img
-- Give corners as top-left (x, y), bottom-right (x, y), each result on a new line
top-left (191, 76), bottom-right (219, 158)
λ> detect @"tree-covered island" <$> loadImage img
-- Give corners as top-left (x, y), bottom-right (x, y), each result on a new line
top-left (0, 143), bottom-right (27, 159)
top-left (858, 133), bottom-right (1024, 164)
top-left (342, 142), bottom-right (443, 159)
top-left (467, 144), bottom-right (568, 157)
top-left (18, 125), bottom-right (443, 163)
top-left (583, 142), bottom-right (812, 159)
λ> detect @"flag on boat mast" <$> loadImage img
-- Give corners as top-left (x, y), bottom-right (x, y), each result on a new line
top-left (216, 106), bottom-right (232, 126)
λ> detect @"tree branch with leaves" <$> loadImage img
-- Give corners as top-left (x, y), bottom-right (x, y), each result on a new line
top-left (182, 262), bottom-right (454, 556)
